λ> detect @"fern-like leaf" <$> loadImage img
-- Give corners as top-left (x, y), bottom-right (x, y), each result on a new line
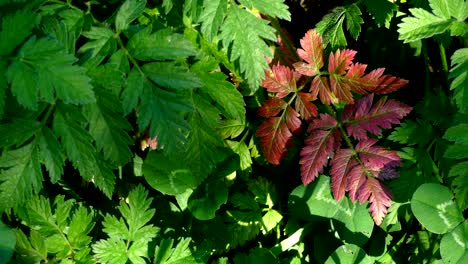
top-left (357, 177), bottom-right (392, 225)
top-left (262, 64), bottom-right (300, 98)
top-left (293, 29), bottom-right (324, 76)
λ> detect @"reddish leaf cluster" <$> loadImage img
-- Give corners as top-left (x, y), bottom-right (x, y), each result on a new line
top-left (256, 29), bottom-right (412, 225)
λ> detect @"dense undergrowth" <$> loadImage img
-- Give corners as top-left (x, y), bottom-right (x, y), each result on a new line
top-left (0, 0), bottom-right (467, 263)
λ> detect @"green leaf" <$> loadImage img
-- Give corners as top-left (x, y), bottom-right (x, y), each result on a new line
top-left (333, 198), bottom-right (374, 247)
top-left (324, 244), bottom-right (373, 264)
top-left (440, 221), bottom-right (468, 263)
top-left (93, 239), bottom-right (128, 264)
top-left (23, 196), bottom-right (59, 236)
top-left (448, 161), bottom-right (468, 210)
top-left (137, 83), bottom-right (192, 153)
top-left (218, 119), bottom-right (246, 139)
top-left (411, 183), bottom-right (464, 234)
top-left (344, 4), bottom-right (363, 40)
top-left (37, 126), bottom-right (65, 183)
top-left (226, 140), bottom-right (251, 171)
top-left (6, 37), bottom-right (95, 109)
top-left (449, 48), bottom-right (468, 113)
top-left (142, 62), bottom-right (201, 90)
top-left (83, 88), bottom-right (133, 166)
top-left (238, 0), bottom-right (290, 21)
top-left (198, 0), bottom-right (228, 41)
top-left (87, 64), bottom-right (126, 95)
top-left (79, 27), bottom-right (117, 57)
top-left (122, 67), bottom-right (144, 115)
top-left (153, 238), bottom-right (198, 264)
top-left (0, 143), bottom-right (42, 212)
top-left (248, 177), bottom-right (277, 208)
top-left (397, 8), bottom-right (453, 42)
top-left (315, 6), bottom-right (347, 48)
top-left (444, 123), bottom-right (468, 144)
top-left (0, 220), bottom-right (15, 264)
top-left (193, 62), bottom-right (246, 122)
top-left (220, 5), bottom-right (276, 91)
top-left (362, 0), bottom-right (397, 27)
top-left (226, 193), bottom-right (262, 247)
top-left (389, 120), bottom-right (435, 146)
top-left (261, 209), bottom-right (282, 234)
top-left (0, 118), bottom-right (42, 148)
top-left (115, 0), bottom-right (146, 32)
top-left (68, 207), bottom-right (95, 248)
top-left (0, 10), bottom-right (37, 56)
top-left (128, 27), bottom-right (197, 61)
top-left (188, 176), bottom-right (228, 220)
top-left (143, 151), bottom-right (198, 195)
top-left (0, 61), bottom-right (6, 117)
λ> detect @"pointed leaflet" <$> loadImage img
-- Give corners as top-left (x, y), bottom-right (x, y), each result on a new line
top-left (121, 67), bottom-right (144, 115)
top-left (262, 64), bottom-right (299, 98)
top-left (83, 88), bottom-right (133, 166)
top-left (0, 10), bottom-right (37, 56)
top-left (345, 65), bottom-right (409, 95)
top-left (238, 0), bottom-right (291, 21)
top-left (311, 76), bottom-right (336, 104)
top-left (220, 5), bottom-right (277, 90)
top-left (342, 94), bottom-right (412, 140)
top-left (449, 48), bottom-right (468, 113)
top-left (300, 114), bottom-right (341, 185)
top-left (78, 27), bottom-right (117, 57)
top-left (356, 139), bottom-right (401, 180)
top-left (397, 8), bottom-right (453, 43)
top-left (295, 92), bottom-right (318, 121)
top-left (294, 29), bottom-right (324, 77)
top-left (0, 143), bottom-right (42, 212)
top-left (358, 177), bottom-right (392, 225)
top-left (142, 61), bottom-right (201, 90)
top-left (328, 49), bottom-right (356, 103)
top-left (362, 0), bottom-right (397, 27)
top-left (330, 148), bottom-right (357, 200)
top-left (6, 37), bottom-right (95, 110)
top-left (115, 0), bottom-right (146, 32)
top-left (199, 0), bottom-right (227, 41)
top-left (37, 126), bottom-right (65, 183)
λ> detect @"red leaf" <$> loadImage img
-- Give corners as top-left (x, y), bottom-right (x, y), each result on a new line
top-left (258, 97), bottom-right (287, 118)
top-left (300, 114), bottom-right (341, 185)
top-left (330, 75), bottom-right (354, 103)
top-left (347, 164), bottom-right (368, 202)
top-left (356, 139), bottom-right (400, 180)
top-left (355, 68), bottom-right (409, 94)
top-left (328, 49), bottom-right (356, 75)
top-left (294, 29), bottom-right (324, 76)
top-left (262, 64), bottom-right (300, 98)
top-left (295, 92), bottom-right (318, 121)
top-left (357, 177), bottom-right (392, 225)
top-left (257, 117), bottom-right (292, 165)
top-left (311, 76), bottom-right (337, 104)
top-left (343, 94), bottom-right (412, 140)
top-left (330, 148), bottom-right (357, 200)
top-left (285, 106), bottom-right (301, 133)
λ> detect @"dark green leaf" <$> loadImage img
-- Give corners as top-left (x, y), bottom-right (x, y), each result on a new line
top-left (198, 0), bottom-right (228, 41)
top-left (122, 67), bottom-right (144, 115)
top-left (38, 126), bottom-right (65, 183)
top-left (324, 244), bottom-right (373, 264)
top-left (154, 238), bottom-right (198, 264)
top-left (142, 62), bottom-right (201, 90)
top-left (234, 248), bottom-right (278, 264)
top-left (0, 10), bottom-right (37, 56)
top-left (345, 4), bottom-right (363, 40)
top-left (389, 120), bottom-right (434, 146)
top-left (116, 0), bottom-right (146, 32)
top-left (362, 0), bottom-right (397, 27)
top-left (315, 6), bottom-right (347, 48)
top-left (0, 118), bottom-right (42, 148)
top-left (0, 61), bottom-right (6, 116)
top-left (248, 177), bottom-right (277, 207)
top-left (79, 27), bottom-right (117, 57)
top-left (188, 177), bottom-right (228, 220)
top-left (0, 220), bottom-right (15, 264)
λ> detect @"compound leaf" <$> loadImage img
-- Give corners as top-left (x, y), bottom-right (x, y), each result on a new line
top-left (345, 4), bottom-right (363, 40)
top-left (342, 94), bottom-right (412, 140)
top-left (79, 27), bottom-right (117, 57)
top-left (262, 64), bottom-right (299, 98)
top-left (397, 8), bottom-right (453, 42)
top-left (198, 0), bottom-right (228, 41)
top-left (293, 29), bottom-right (324, 77)
top-left (115, 0), bottom-right (146, 32)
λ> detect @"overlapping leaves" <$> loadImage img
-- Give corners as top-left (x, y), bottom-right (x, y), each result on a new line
top-left (257, 29), bottom-right (411, 224)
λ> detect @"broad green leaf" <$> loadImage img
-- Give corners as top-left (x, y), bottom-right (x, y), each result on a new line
top-left (0, 118), bottom-right (42, 148)
top-left (333, 198), bottom-right (374, 247)
top-left (42, 17), bottom-right (76, 54)
top-left (115, 0), bottom-right (146, 32)
top-left (0, 143), bottom-right (42, 212)
top-left (38, 126), bottom-right (65, 183)
top-left (0, 220), bottom-right (15, 264)
top-left (79, 27), bottom-right (117, 57)
top-left (315, 6), bottom-right (347, 48)
top-left (153, 238), bottom-right (198, 264)
top-left (142, 62), bottom-right (201, 90)
top-left (137, 83), bottom-right (192, 153)
top-left (411, 183), bottom-right (464, 234)
top-left (93, 239), bottom-right (128, 264)
top-left (389, 120), bottom-right (435, 146)
top-left (344, 4), bottom-right (363, 40)
top-left (226, 193), bottom-right (262, 247)
top-left (12, 229), bottom-right (44, 263)
top-left (430, 0), bottom-right (452, 19)
top-left (324, 244), bottom-right (373, 264)
top-left (122, 67), bottom-right (144, 115)
top-left (193, 62), bottom-right (246, 122)
top-left (53, 196), bottom-right (74, 230)
top-left (218, 119), bottom-right (245, 139)
top-left (220, 5), bottom-right (276, 91)
top-left (83, 88), bottom-right (133, 165)
top-left (362, 0), bottom-right (397, 28)
top-left (0, 10), bottom-right (37, 56)
top-left (449, 48), bottom-right (468, 113)
top-left (7, 37), bottom-right (95, 109)
top-left (238, 0), bottom-right (290, 20)
top-left (128, 27), bottom-right (197, 61)
top-left (87, 64), bottom-right (126, 95)
top-left (143, 151), bottom-right (198, 195)
top-left (188, 177), bottom-right (228, 220)
top-left (440, 221), bottom-right (468, 263)
top-left (226, 140), bottom-right (252, 171)
top-left (397, 8), bottom-right (453, 42)
top-left (198, 0), bottom-right (228, 41)
top-left (261, 209), bottom-right (282, 234)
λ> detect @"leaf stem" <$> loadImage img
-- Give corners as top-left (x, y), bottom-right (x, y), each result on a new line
top-left (421, 40), bottom-right (431, 93)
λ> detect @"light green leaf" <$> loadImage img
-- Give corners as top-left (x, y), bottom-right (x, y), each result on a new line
top-left (315, 6), bottom-right (347, 48)
top-left (440, 221), bottom-right (468, 263)
top-left (261, 209), bottom-right (282, 234)
top-left (142, 62), bottom-right (201, 90)
top-left (79, 27), bottom-right (117, 57)
top-left (0, 220), bottom-right (15, 264)
top-left (24, 196), bottom-right (59, 236)
top-left (411, 183), bottom-right (464, 234)
top-left (7, 37), bottom-right (95, 108)
top-left (193, 63), bottom-right (246, 122)
top-left (448, 161), bottom-right (468, 210)
top-left (218, 119), bottom-right (245, 139)
top-left (116, 0), bottom-right (146, 32)
top-left (68, 207), bottom-right (95, 248)
top-left (143, 151), bottom-right (197, 195)
top-left (447, 0), bottom-right (468, 20)
top-left (83, 88), bottom-right (133, 165)
top-left (238, 0), bottom-right (290, 20)
top-left (220, 5), bottom-right (276, 91)
top-left (226, 140), bottom-right (251, 171)
top-left (154, 238), bottom-right (198, 264)
top-left (93, 239), bottom-right (128, 264)
top-left (0, 118), bottom-right (42, 148)
top-left (187, 177), bottom-right (228, 220)
top-left (449, 48), bottom-right (468, 113)
top-left (345, 4), bottom-right (363, 40)
top-left (0, 143), bottom-right (42, 212)
top-left (53, 196), bottom-right (73, 230)
top-left (430, 0), bottom-right (451, 19)
top-left (38, 126), bottom-right (65, 183)
top-left (362, 0), bottom-right (397, 27)
top-left (198, 0), bottom-right (228, 41)
top-left (0, 10), bottom-right (37, 56)
top-left (333, 198), bottom-right (374, 247)
top-left (128, 27), bottom-right (197, 61)
top-left (325, 244), bottom-right (374, 264)
top-left (122, 67), bottom-right (144, 115)
top-left (397, 8), bottom-right (453, 42)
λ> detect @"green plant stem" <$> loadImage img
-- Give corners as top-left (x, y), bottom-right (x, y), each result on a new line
top-left (422, 40), bottom-right (431, 93)
top-left (439, 43), bottom-right (449, 74)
